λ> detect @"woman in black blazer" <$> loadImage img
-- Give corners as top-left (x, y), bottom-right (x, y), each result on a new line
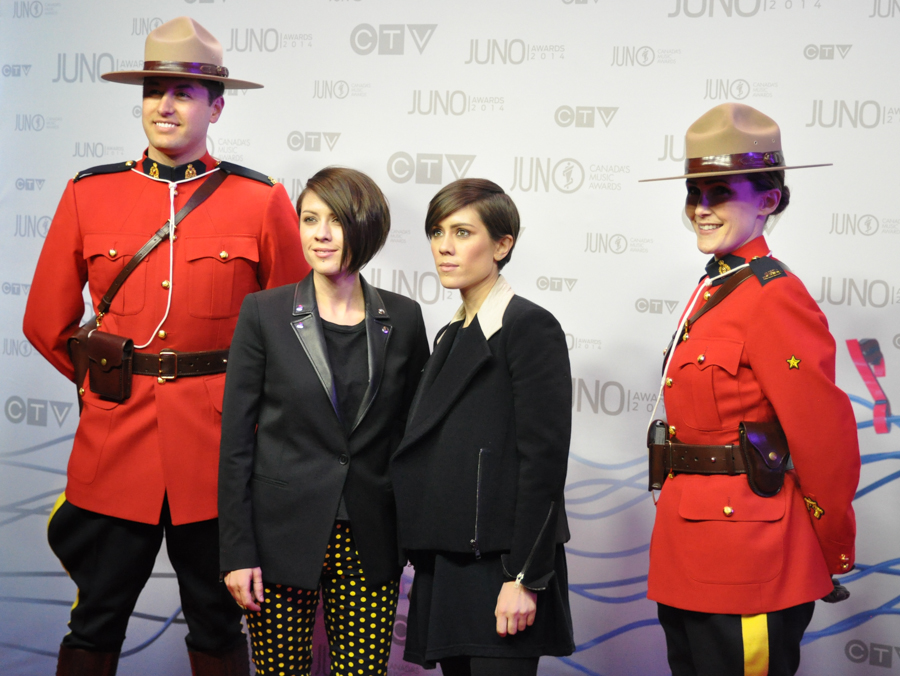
top-left (390, 179), bottom-right (575, 676)
top-left (218, 167), bottom-right (429, 676)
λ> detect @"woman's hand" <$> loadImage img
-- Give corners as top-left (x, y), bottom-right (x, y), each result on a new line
top-left (224, 567), bottom-right (265, 612)
top-left (494, 580), bottom-right (537, 637)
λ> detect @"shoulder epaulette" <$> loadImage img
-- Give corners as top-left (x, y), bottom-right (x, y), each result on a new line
top-left (73, 160), bottom-right (137, 183)
top-left (749, 256), bottom-right (788, 286)
top-left (217, 161), bottom-right (278, 187)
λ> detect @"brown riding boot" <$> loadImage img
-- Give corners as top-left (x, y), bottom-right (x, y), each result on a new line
top-left (188, 642), bottom-right (251, 676)
top-left (56, 645), bottom-right (120, 676)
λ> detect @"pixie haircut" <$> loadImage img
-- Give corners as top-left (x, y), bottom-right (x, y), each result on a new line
top-left (424, 179), bottom-right (520, 270)
top-left (297, 167), bottom-right (391, 273)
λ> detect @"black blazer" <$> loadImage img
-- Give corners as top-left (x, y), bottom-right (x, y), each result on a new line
top-left (219, 274), bottom-right (429, 588)
top-left (390, 292), bottom-right (571, 589)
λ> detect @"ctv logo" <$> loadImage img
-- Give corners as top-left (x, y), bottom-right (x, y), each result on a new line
top-left (350, 24), bottom-right (436, 55)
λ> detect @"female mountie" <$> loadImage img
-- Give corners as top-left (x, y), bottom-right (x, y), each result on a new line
top-left (218, 167), bottom-right (429, 675)
top-left (391, 179), bottom-right (575, 676)
top-left (641, 103), bottom-right (860, 676)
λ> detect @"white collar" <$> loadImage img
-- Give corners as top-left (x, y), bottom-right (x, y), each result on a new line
top-left (449, 275), bottom-right (515, 341)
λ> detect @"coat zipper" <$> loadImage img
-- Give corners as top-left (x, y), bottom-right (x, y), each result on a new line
top-left (515, 501), bottom-right (556, 588)
top-left (471, 447), bottom-right (488, 559)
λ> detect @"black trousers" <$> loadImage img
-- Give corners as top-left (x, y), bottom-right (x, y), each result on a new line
top-left (658, 602), bottom-right (815, 676)
top-left (48, 496), bottom-right (244, 653)
top-left (439, 656), bottom-right (540, 676)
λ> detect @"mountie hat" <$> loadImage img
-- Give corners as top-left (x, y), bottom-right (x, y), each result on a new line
top-left (101, 16), bottom-right (262, 89)
top-left (640, 102), bottom-right (830, 182)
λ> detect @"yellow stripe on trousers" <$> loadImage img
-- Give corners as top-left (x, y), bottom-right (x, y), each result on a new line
top-left (741, 613), bottom-right (769, 676)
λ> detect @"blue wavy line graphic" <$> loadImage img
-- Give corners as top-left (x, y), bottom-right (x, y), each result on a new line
top-left (802, 594), bottom-right (900, 645)
top-left (566, 544), bottom-right (649, 559)
top-left (0, 460), bottom-right (66, 476)
top-left (569, 587), bottom-right (646, 604)
top-left (556, 655), bottom-right (604, 676)
top-left (0, 434), bottom-right (74, 459)
top-left (565, 472), bottom-right (647, 505)
top-left (569, 452), bottom-right (645, 471)
top-left (856, 469), bottom-right (900, 499)
top-left (574, 618), bottom-right (660, 652)
top-left (120, 606), bottom-right (184, 657)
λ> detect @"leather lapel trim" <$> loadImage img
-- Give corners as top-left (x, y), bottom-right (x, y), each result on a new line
top-left (350, 277), bottom-right (390, 433)
top-left (290, 276), bottom-right (339, 417)
top-left (394, 317), bottom-right (491, 456)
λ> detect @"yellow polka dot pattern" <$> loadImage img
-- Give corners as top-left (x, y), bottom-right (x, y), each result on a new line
top-left (246, 522), bottom-right (400, 676)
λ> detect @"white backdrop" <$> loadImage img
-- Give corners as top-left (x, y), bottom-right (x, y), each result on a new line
top-left (2, 1), bottom-right (899, 674)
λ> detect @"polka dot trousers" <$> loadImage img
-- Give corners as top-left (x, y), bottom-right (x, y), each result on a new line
top-left (246, 522), bottom-right (399, 675)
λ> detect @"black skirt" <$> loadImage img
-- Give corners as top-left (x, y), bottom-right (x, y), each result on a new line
top-left (403, 545), bottom-right (575, 668)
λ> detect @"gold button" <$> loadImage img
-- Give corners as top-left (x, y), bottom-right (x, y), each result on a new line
top-left (100, 358), bottom-right (108, 366)
top-left (109, 249), bottom-right (118, 258)
top-left (219, 251), bottom-right (229, 260)
top-left (703, 291), bottom-right (711, 301)
top-left (840, 554), bottom-right (849, 561)
top-left (665, 378), bottom-right (673, 387)
top-left (697, 354), bottom-right (705, 364)
top-left (158, 330), bottom-right (167, 339)
top-left (668, 426), bottom-right (676, 437)
top-left (841, 562), bottom-right (850, 570)
top-left (768, 452), bottom-right (778, 461)
top-left (723, 506), bottom-right (734, 517)
top-left (126, 160), bottom-right (134, 167)
top-left (158, 377), bottom-right (166, 384)
top-left (682, 333), bottom-right (689, 342)
top-left (161, 280), bottom-right (170, 289)
top-left (78, 387), bottom-right (85, 396)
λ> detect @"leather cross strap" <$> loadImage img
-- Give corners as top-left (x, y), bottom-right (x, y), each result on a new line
top-left (132, 349), bottom-right (229, 380)
top-left (683, 266), bottom-right (754, 334)
top-left (97, 169), bottom-right (228, 316)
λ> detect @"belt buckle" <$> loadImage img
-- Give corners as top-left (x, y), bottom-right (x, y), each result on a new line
top-left (158, 350), bottom-right (178, 380)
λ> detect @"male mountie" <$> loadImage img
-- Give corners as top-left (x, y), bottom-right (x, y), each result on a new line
top-left (23, 16), bottom-right (308, 676)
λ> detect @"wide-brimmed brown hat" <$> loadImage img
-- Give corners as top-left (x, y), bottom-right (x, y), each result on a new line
top-left (101, 16), bottom-right (262, 89)
top-left (640, 102), bottom-right (830, 182)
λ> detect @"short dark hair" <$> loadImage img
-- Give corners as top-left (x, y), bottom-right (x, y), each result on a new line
top-left (196, 79), bottom-right (225, 105)
top-left (424, 179), bottom-right (519, 270)
top-left (746, 170), bottom-right (790, 218)
top-left (297, 167), bottom-right (390, 273)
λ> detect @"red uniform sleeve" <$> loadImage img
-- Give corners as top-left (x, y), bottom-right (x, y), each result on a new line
top-left (745, 275), bottom-right (860, 574)
top-left (23, 181), bottom-right (88, 382)
top-left (256, 182), bottom-right (307, 289)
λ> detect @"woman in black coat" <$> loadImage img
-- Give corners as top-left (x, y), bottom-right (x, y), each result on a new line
top-left (218, 167), bottom-right (429, 676)
top-left (390, 179), bottom-right (575, 676)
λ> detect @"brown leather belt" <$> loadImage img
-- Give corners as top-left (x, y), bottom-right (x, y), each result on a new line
top-left (132, 349), bottom-right (229, 380)
top-left (667, 442), bottom-right (747, 475)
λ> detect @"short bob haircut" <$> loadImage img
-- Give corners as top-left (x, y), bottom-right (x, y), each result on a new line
top-left (297, 167), bottom-right (391, 274)
top-left (424, 178), bottom-right (519, 270)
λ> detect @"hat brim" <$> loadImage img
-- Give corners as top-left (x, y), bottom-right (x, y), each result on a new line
top-left (101, 70), bottom-right (263, 89)
top-left (639, 163), bottom-right (832, 183)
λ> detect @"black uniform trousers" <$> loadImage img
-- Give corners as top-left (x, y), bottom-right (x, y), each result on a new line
top-left (48, 495), bottom-right (244, 653)
top-left (658, 602), bottom-right (815, 676)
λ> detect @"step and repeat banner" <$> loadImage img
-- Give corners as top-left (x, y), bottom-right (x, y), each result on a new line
top-left (2, 1), bottom-right (899, 674)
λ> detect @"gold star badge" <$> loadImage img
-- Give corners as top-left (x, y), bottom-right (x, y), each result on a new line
top-left (787, 355), bottom-right (801, 370)
top-left (804, 496), bottom-right (824, 520)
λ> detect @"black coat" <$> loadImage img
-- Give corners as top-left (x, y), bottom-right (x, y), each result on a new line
top-left (390, 292), bottom-right (571, 589)
top-left (219, 274), bottom-right (429, 588)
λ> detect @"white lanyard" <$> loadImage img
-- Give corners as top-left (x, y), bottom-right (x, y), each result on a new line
top-left (127, 167), bottom-right (220, 349)
top-left (645, 262), bottom-right (752, 432)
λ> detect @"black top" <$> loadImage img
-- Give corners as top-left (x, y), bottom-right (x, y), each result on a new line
top-left (322, 318), bottom-right (368, 435)
top-left (322, 317), bottom-right (368, 521)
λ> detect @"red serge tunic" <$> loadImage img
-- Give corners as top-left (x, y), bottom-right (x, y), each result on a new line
top-left (647, 236), bottom-right (860, 615)
top-left (23, 153), bottom-right (307, 525)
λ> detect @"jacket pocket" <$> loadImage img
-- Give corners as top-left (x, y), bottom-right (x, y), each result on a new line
top-left (83, 233), bottom-right (149, 316)
top-left (68, 390), bottom-right (120, 484)
top-left (471, 447), bottom-right (491, 559)
top-left (678, 476), bottom-right (785, 585)
top-left (672, 338), bottom-right (743, 432)
top-left (184, 236), bottom-right (260, 319)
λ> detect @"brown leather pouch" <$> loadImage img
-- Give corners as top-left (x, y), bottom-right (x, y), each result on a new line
top-left (647, 419), bottom-right (668, 491)
top-left (87, 331), bottom-right (134, 402)
top-left (738, 421), bottom-right (790, 497)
